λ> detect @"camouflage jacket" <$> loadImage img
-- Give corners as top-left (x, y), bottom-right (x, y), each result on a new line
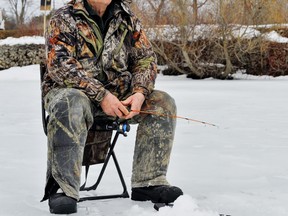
top-left (42, 0), bottom-right (157, 103)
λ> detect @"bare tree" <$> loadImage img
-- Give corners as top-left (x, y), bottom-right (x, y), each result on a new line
top-left (135, 0), bottom-right (287, 78)
top-left (241, 0), bottom-right (252, 24)
top-left (148, 0), bottom-right (211, 78)
top-left (191, 0), bottom-right (209, 24)
top-left (146, 0), bottom-right (165, 24)
top-left (218, 0), bottom-right (233, 77)
top-left (8, 0), bottom-right (32, 26)
top-left (132, 0), bottom-right (168, 25)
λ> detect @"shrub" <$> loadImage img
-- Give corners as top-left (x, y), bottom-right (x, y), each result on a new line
top-left (0, 30), bottom-right (18, 39)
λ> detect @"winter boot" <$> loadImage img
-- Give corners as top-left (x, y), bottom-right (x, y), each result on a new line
top-left (131, 185), bottom-right (183, 204)
top-left (49, 193), bottom-right (77, 214)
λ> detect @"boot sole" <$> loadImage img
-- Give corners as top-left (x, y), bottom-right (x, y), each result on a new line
top-left (131, 191), bottom-right (157, 203)
top-left (131, 186), bottom-right (183, 204)
top-left (50, 203), bottom-right (77, 214)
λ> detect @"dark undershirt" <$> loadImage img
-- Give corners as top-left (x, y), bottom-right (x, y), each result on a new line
top-left (83, 1), bottom-right (116, 36)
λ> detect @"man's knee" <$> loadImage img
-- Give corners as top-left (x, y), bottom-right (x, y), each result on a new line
top-left (45, 88), bottom-right (91, 115)
top-left (45, 88), bottom-right (94, 130)
top-left (145, 90), bottom-right (176, 114)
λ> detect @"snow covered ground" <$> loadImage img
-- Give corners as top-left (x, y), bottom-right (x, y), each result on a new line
top-left (0, 65), bottom-right (288, 216)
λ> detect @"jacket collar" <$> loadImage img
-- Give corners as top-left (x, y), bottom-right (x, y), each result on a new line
top-left (68, 0), bottom-right (132, 17)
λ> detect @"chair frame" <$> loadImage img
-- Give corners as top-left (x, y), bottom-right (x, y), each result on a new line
top-left (40, 63), bottom-right (130, 202)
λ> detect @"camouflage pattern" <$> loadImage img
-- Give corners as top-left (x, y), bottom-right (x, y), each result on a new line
top-left (42, 0), bottom-right (157, 102)
top-left (82, 128), bottom-right (112, 166)
top-left (43, 88), bottom-right (94, 200)
top-left (130, 90), bottom-right (177, 188)
top-left (42, 0), bottom-right (177, 202)
top-left (42, 87), bottom-right (176, 200)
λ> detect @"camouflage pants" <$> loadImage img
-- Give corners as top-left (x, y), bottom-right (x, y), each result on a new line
top-left (42, 88), bottom-right (176, 201)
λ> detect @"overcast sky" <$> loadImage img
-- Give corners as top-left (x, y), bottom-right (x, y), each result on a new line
top-left (0, 0), bottom-right (69, 18)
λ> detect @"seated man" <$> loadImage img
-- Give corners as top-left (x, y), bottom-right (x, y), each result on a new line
top-left (41, 0), bottom-right (183, 214)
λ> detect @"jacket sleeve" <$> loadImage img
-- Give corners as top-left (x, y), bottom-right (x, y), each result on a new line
top-left (129, 17), bottom-right (157, 97)
top-left (45, 14), bottom-right (107, 103)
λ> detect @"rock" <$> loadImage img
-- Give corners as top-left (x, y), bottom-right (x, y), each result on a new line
top-left (0, 44), bottom-right (45, 70)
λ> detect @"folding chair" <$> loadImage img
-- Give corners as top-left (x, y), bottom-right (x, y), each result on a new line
top-left (40, 63), bottom-right (130, 202)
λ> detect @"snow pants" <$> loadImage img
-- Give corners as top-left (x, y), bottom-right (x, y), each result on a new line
top-left (42, 88), bottom-right (176, 201)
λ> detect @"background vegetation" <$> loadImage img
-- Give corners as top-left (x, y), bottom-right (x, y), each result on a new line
top-left (0, 0), bottom-right (287, 77)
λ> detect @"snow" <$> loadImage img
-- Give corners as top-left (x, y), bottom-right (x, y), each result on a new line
top-left (264, 31), bottom-right (288, 43)
top-left (146, 24), bottom-right (288, 43)
top-left (125, 195), bottom-right (218, 216)
top-left (1, 23), bottom-right (287, 46)
top-left (0, 36), bottom-right (45, 46)
top-left (0, 64), bottom-right (288, 216)
top-left (231, 26), bottom-right (262, 39)
top-left (232, 70), bottom-right (288, 80)
top-left (230, 25), bottom-right (288, 43)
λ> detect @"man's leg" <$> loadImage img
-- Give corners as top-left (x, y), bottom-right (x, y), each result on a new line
top-left (131, 90), bottom-right (183, 203)
top-left (42, 88), bottom-right (94, 213)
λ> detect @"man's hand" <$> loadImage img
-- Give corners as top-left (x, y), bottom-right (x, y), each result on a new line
top-left (121, 92), bottom-right (145, 119)
top-left (100, 92), bottom-right (129, 118)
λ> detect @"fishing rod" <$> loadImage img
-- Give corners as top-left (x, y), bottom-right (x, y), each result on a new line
top-left (131, 110), bottom-right (218, 127)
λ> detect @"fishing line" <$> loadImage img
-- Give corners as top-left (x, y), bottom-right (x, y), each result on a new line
top-left (131, 110), bottom-right (218, 127)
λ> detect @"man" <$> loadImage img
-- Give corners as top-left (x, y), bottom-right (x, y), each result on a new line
top-left (41, 0), bottom-right (183, 214)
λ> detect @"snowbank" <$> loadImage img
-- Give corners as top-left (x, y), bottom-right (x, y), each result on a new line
top-left (0, 65), bottom-right (40, 80)
top-left (0, 36), bottom-right (44, 46)
top-left (147, 24), bottom-right (288, 43)
top-left (264, 30), bottom-right (288, 43)
top-left (0, 24), bottom-right (287, 46)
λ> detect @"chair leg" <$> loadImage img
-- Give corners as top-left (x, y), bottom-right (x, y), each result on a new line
top-left (111, 150), bottom-right (129, 197)
top-left (79, 131), bottom-right (129, 202)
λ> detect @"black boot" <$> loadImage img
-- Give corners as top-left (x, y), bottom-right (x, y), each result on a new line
top-left (131, 185), bottom-right (183, 204)
top-left (49, 193), bottom-right (77, 214)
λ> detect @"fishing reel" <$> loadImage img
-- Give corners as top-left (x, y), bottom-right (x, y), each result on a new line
top-left (106, 120), bottom-right (130, 137)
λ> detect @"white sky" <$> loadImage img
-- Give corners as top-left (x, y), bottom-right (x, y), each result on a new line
top-left (0, 0), bottom-right (69, 18)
